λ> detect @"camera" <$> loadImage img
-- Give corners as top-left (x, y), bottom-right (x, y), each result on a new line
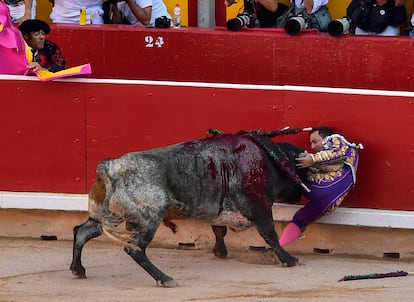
top-left (155, 16), bottom-right (171, 28)
top-left (226, 12), bottom-right (257, 31)
top-left (284, 16), bottom-right (307, 35)
top-left (327, 18), bottom-right (351, 36)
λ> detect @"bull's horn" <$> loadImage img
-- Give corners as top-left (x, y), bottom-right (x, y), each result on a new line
top-left (301, 183), bottom-right (311, 192)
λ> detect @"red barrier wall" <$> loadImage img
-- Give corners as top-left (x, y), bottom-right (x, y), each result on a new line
top-left (0, 80), bottom-right (86, 193)
top-left (1, 77), bottom-right (414, 212)
top-left (2, 26), bottom-right (414, 213)
top-left (47, 25), bottom-right (414, 91)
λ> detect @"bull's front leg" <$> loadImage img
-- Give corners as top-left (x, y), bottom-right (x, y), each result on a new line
top-left (255, 216), bottom-right (298, 267)
top-left (211, 225), bottom-right (228, 258)
top-left (70, 217), bottom-right (102, 278)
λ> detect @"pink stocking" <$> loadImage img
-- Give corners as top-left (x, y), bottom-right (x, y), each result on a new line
top-left (279, 223), bottom-right (302, 247)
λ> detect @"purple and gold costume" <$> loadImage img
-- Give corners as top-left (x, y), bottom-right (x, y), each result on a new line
top-left (292, 134), bottom-right (362, 231)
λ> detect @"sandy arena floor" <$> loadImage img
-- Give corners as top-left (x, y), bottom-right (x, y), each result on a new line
top-left (1, 237), bottom-right (414, 302)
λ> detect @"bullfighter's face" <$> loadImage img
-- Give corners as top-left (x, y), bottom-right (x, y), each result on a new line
top-left (25, 30), bottom-right (45, 50)
top-left (310, 131), bottom-right (324, 152)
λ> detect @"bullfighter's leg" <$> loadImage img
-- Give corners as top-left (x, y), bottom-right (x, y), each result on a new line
top-left (254, 214), bottom-right (298, 267)
top-left (280, 169), bottom-right (353, 246)
top-left (211, 225), bottom-right (228, 258)
top-left (70, 217), bottom-right (102, 278)
top-left (123, 221), bottom-right (178, 287)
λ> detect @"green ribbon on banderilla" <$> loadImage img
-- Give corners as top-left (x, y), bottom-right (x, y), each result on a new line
top-left (338, 271), bottom-right (413, 282)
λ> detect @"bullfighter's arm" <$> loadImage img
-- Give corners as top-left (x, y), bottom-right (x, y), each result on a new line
top-left (42, 41), bottom-right (67, 72)
top-left (310, 136), bottom-right (348, 164)
top-left (296, 136), bottom-right (348, 169)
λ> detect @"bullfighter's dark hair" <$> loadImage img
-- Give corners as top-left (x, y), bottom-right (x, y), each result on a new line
top-left (311, 126), bottom-right (335, 138)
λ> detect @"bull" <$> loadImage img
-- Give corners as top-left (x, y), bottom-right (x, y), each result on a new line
top-left (70, 130), bottom-right (308, 287)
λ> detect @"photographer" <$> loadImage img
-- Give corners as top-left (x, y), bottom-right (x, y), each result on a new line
top-left (285, 0), bottom-right (332, 31)
top-left (225, 0), bottom-right (289, 28)
top-left (347, 0), bottom-right (407, 36)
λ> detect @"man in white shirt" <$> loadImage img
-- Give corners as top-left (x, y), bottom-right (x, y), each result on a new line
top-left (50, 0), bottom-right (104, 24)
top-left (117, 0), bottom-right (171, 27)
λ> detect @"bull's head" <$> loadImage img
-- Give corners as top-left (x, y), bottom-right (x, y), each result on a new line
top-left (273, 142), bottom-right (308, 204)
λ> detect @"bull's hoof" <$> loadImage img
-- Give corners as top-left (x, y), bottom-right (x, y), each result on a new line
top-left (212, 245), bottom-right (228, 258)
top-left (70, 264), bottom-right (86, 279)
top-left (284, 256), bottom-right (299, 267)
top-left (71, 270), bottom-right (87, 279)
top-left (158, 279), bottom-right (179, 288)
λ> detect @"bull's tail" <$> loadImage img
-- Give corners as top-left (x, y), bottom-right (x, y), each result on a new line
top-left (101, 211), bottom-right (142, 252)
top-left (96, 160), bottom-right (142, 251)
top-left (101, 214), bottom-right (141, 250)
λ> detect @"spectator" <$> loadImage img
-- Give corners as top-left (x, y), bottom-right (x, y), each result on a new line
top-left (18, 19), bottom-right (66, 72)
top-left (5, 0), bottom-right (36, 24)
top-left (49, 0), bottom-right (104, 24)
top-left (114, 0), bottom-right (171, 27)
top-left (102, 0), bottom-right (122, 24)
top-left (225, 0), bottom-right (289, 28)
top-left (279, 126), bottom-right (362, 247)
top-left (285, 0), bottom-right (332, 32)
top-left (347, 0), bottom-right (406, 36)
top-left (410, 8), bottom-right (414, 36)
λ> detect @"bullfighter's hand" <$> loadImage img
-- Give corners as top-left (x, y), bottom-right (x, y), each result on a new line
top-left (27, 62), bottom-right (47, 72)
top-left (296, 153), bottom-right (314, 169)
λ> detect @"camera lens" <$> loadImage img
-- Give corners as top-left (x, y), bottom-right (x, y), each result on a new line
top-left (284, 17), bottom-right (306, 35)
top-left (328, 18), bottom-right (351, 37)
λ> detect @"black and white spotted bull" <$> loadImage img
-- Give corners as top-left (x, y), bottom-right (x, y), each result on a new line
top-left (70, 132), bottom-right (307, 287)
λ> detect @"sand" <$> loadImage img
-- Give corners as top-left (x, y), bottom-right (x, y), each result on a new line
top-left (1, 237), bottom-right (414, 302)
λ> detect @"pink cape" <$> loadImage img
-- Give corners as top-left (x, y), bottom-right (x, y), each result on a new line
top-left (0, 2), bottom-right (27, 75)
top-left (35, 63), bottom-right (92, 81)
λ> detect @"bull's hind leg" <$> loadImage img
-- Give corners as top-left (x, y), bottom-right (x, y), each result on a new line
top-left (212, 225), bottom-right (228, 258)
top-left (123, 221), bottom-right (178, 288)
top-left (124, 245), bottom-right (178, 287)
top-left (70, 217), bottom-right (102, 278)
top-left (255, 216), bottom-right (298, 267)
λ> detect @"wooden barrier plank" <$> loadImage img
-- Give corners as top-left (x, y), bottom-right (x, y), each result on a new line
top-left (0, 78), bottom-right (87, 193)
top-left (47, 25), bottom-right (414, 91)
top-left (285, 89), bottom-right (414, 210)
top-left (86, 82), bottom-right (286, 185)
top-left (2, 76), bottom-right (414, 211)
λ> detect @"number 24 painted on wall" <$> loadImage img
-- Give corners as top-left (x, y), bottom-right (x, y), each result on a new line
top-left (145, 36), bottom-right (165, 48)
